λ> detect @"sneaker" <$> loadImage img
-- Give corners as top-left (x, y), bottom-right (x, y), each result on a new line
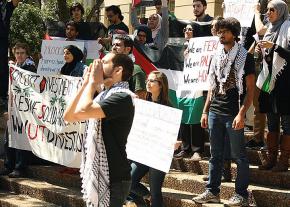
top-left (191, 152), bottom-right (202, 161)
top-left (192, 190), bottom-right (220, 204)
top-left (8, 170), bottom-right (26, 178)
top-left (173, 150), bottom-right (192, 159)
top-left (246, 139), bottom-right (264, 150)
top-left (0, 168), bottom-right (13, 176)
top-left (227, 194), bottom-right (249, 206)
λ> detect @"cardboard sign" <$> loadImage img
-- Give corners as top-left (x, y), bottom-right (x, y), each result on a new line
top-left (224, 0), bottom-right (257, 27)
top-left (126, 99), bottom-right (182, 173)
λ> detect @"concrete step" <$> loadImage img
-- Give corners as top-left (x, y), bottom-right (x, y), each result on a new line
top-left (171, 159), bottom-right (290, 189)
top-left (0, 191), bottom-right (60, 207)
top-left (162, 187), bottom-right (228, 207)
top-left (143, 171), bottom-right (290, 207)
top-left (0, 176), bottom-right (85, 207)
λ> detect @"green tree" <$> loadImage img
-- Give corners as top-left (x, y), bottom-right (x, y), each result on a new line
top-left (9, 3), bottom-right (46, 55)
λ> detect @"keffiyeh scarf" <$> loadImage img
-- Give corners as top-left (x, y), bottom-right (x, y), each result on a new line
top-left (80, 81), bottom-right (135, 207)
top-left (208, 42), bottom-right (247, 98)
top-left (256, 20), bottom-right (290, 92)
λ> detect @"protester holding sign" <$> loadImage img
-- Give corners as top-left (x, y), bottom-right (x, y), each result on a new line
top-left (193, 17), bottom-right (255, 206)
top-left (256, 0), bottom-right (290, 172)
top-left (64, 53), bottom-right (135, 207)
top-left (60, 45), bottom-right (87, 77)
top-left (127, 71), bottom-right (171, 207)
top-left (0, 43), bottom-right (37, 178)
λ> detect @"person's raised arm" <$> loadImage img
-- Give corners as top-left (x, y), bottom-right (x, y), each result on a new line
top-left (159, 0), bottom-right (169, 50)
top-left (131, 6), bottom-right (141, 30)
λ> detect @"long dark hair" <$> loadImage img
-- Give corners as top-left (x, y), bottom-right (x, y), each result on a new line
top-left (146, 71), bottom-right (170, 106)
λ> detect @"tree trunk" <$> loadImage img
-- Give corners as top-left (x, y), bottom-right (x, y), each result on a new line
top-left (56, 0), bottom-right (70, 22)
top-left (86, 0), bottom-right (104, 22)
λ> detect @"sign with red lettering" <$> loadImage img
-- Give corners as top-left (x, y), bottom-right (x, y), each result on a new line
top-left (224, 0), bottom-right (256, 27)
top-left (37, 40), bottom-right (85, 75)
top-left (8, 65), bottom-right (85, 168)
top-left (183, 36), bottom-right (220, 92)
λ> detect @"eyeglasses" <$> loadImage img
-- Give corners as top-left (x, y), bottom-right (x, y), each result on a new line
top-left (146, 79), bottom-right (159, 84)
top-left (267, 7), bottom-right (275, 12)
top-left (183, 28), bottom-right (193, 33)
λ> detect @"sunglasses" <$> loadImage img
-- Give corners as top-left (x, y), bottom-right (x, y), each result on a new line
top-left (183, 28), bottom-right (193, 33)
top-left (267, 7), bottom-right (275, 12)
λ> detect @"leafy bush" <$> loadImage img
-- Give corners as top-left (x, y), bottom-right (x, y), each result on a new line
top-left (9, 3), bottom-right (46, 55)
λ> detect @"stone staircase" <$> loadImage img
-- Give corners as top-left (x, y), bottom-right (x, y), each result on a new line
top-left (0, 140), bottom-right (289, 206)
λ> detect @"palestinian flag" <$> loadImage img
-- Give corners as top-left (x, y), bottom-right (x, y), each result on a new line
top-left (133, 40), bottom-right (204, 124)
top-left (132, 0), bottom-right (155, 7)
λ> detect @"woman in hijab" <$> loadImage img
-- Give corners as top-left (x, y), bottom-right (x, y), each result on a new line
top-left (131, 0), bottom-right (169, 51)
top-left (256, 0), bottom-right (290, 172)
top-left (60, 45), bottom-right (86, 77)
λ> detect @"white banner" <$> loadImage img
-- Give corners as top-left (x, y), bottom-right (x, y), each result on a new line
top-left (183, 36), bottom-right (220, 92)
top-left (37, 40), bottom-right (85, 75)
top-left (8, 65), bottom-right (85, 168)
top-left (126, 99), bottom-right (182, 173)
top-left (224, 0), bottom-right (257, 27)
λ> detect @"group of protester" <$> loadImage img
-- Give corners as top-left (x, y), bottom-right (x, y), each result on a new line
top-left (0, 0), bottom-right (290, 206)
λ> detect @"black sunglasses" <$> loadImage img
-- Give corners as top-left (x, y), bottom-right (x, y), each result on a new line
top-left (183, 28), bottom-right (193, 33)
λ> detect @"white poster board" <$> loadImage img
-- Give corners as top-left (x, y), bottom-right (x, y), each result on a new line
top-left (224, 0), bottom-right (257, 27)
top-left (126, 99), bottom-right (182, 173)
top-left (37, 40), bottom-right (85, 75)
top-left (183, 36), bottom-right (220, 92)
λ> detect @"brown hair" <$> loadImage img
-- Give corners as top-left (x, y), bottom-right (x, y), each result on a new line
top-left (12, 43), bottom-right (30, 56)
top-left (146, 71), bottom-right (170, 106)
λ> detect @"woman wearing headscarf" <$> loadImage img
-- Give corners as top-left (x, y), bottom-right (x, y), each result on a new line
top-left (256, 0), bottom-right (290, 172)
top-left (60, 45), bottom-right (87, 77)
top-left (131, 0), bottom-right (169, 51)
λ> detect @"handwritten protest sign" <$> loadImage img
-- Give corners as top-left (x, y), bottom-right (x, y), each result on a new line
top-left (224, 0), bottom-right (257, 27)
top-left (8, 65), bottom-right (85, 168)
top-left (183, 36), bottom-right (219, 92)
top-left (37, 40), bottom-right (85, 75)
top-left (84, 40), bottom-right (102, 65)
top-left (126, 99), bottom-right (182, 173)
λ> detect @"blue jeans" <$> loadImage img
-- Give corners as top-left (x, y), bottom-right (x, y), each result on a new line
top-left (110, 180), bottom-right (131, 207)
top-left (129, 161), bottom-right (166, 207)
top-left (207, 112), bottom-right (249, 197)
top-left (267, 113), bottom-right (290, 135)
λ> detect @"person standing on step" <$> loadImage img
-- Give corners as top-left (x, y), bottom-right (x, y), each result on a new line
top-left (192, 0), bottom-right (213, 36)
top-left (0, 43), bottom-right (37, 178)
top-left (192, 17), bottom-right (255, 206)
top-left (256, 0), bottom-right (290, 172)
top-left (64, 53), bottom-right (135, 207)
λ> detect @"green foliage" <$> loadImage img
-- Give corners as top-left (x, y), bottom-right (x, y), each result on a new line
top-left (10, 3), bottom-right (47, 55)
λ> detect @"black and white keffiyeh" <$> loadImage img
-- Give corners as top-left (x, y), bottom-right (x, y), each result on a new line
top-left (208, 42), bottom-right (247, 96)
top-left (80, 81), bottom-right (135, 207)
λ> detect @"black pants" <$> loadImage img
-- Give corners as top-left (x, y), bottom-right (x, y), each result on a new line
top-left (3, 128), bottom-right (31, 171)
top-left (110, 180), bottom-right (132, 207)
top-left (179, 123), bottom-right (205, 153)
